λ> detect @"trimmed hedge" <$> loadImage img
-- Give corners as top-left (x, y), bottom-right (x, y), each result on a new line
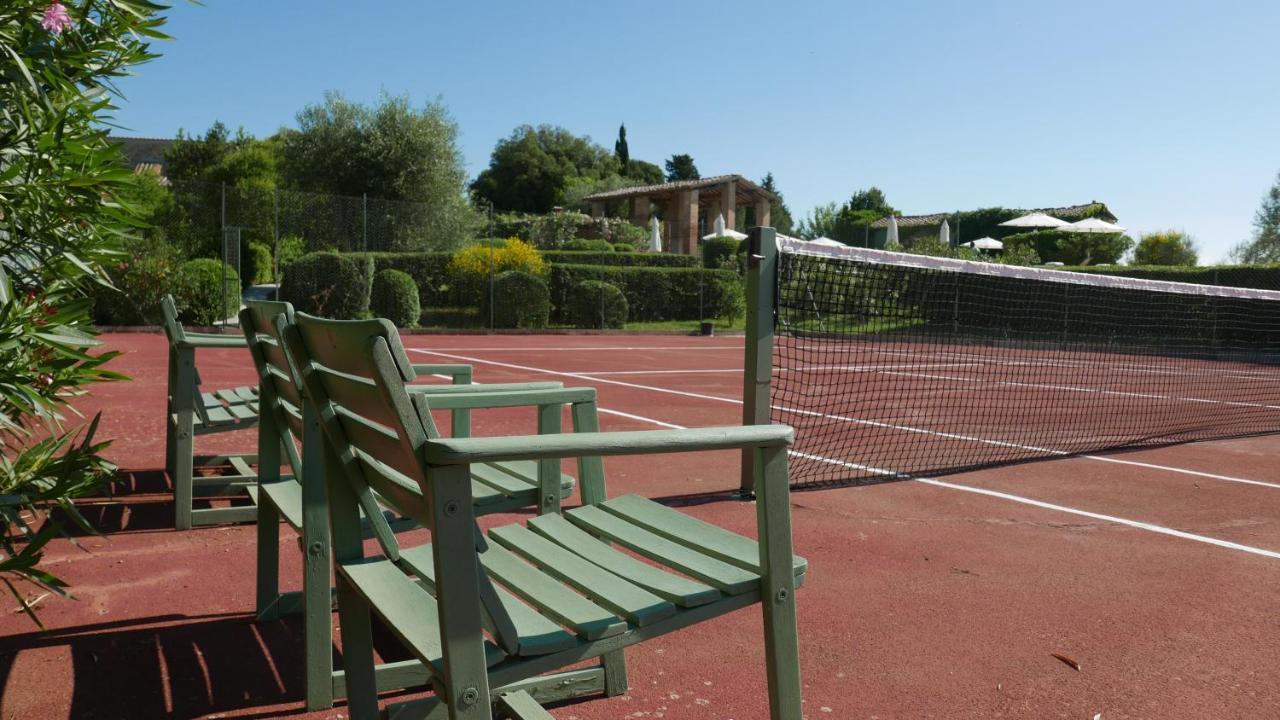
top-left (481, 271), bottom-right (550, 329)
top-left (548, 265), bottom-right (740, 322)
top-left (562, 238), bottom-right (615, 252)
top-left (541, 251), bottom-right (699, 268)
top-left (613, 243), bottom-right (635, 253)
top-left (174, 258), bottom-right (240, 325)
top-left (567, 280), bottom-right (628, 329)
top-left (1062, 264), bottom-right (1280, 291)
top-left (701, 236), bottom-right (742, 269)
top-left (280, 252), bottom-right (373, 319)
top-left (370, 269), bottom-right (420, 327)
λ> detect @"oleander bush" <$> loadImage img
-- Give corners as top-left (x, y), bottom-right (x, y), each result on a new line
top-left (481, 271), bottom-right (550, 328)
top-left (280, 251), bottom-right (373, 318)
top-left (567, 280), bottom-right (628, 329)
top-left (370, 269), bottom-right (420, 327)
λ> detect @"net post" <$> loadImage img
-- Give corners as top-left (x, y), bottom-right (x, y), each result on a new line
top-left (740, 225), bottom-right (777, 497)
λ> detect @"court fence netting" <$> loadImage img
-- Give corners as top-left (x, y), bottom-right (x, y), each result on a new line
top-left (738, 228), bottom-right (1280, 491)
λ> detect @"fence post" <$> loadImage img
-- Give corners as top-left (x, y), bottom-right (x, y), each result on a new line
top-left (362, 193), bottom-right (368, 252)
top-left (740, 226), bottom-right (777, 496)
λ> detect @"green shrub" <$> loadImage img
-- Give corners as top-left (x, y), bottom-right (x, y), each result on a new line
top-left (562, 238), bottom-right (615, 252)
top-left (280, 252), bottom-right (373, 318)
top-left (244, 242), bottom-right (274, 286)
top-left (613, 243), bottom-right (636, 253)
top-left (449, 237), bottom-right (548, 307)
top-left (701, 236), bottom-right (742, 269)
top-left (370, 269), bottom-right (421, 327)
top-left (361, 252), bottom-right (454, 305)
top-left (542, 251), bottom-right (699, 267)
top-left (92, 237), bottom-right (181, 325)
top-left (708, 273), bottom-right (745, 324)
top-left (174, 258), bottom-right (240, 325)
top-left (278, 235), bottom-right (307, 270)
top-left (567, 280), bottom-right (629, 329)
top-left (481, 271), bottom-right (550, 329)
top-left (548, 265), bottom-right (740, 322)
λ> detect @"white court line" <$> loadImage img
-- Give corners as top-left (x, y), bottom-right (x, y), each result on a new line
top-left (424, 354), bottom-right (1280, 561)
top-left (866, 346), bottom-right (1278, 382)
top-left (420, 345), bottom-right (742, 352)
top-left (411, 348), bottom-right (1280, 491)
top-left (879, 370), bottom-right (1280, 412)
top-left (580, 362), bottom-right (979, 377)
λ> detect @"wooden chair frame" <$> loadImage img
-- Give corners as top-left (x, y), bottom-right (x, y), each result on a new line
top-left (280, 312), bottom-right (805, 720)
top-left (161, 295), bottom-right (260, 530)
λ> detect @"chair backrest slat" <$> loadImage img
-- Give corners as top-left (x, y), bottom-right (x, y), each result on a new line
top-left (160, 295), bottom-right (186, 345)
top-left (240, 300), bottom-right (306, 477)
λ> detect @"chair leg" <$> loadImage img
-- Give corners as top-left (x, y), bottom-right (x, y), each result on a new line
top-left (335, 576), bottom-right (378, 720)
top-left (601, 650), bottom-right (628, 696)
top-left (757, 447), bottom-right (803, 720)
top-left (255, 499), bottom-right (281, 621)
top-left (303, 509), bottom-right (335, 710)
top-left (172, 352), bottom-right (197, 531)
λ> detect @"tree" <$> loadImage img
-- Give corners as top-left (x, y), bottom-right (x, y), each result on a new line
top-left (2, 0), bottom-right (166, 623)
top-left (614, 124), bottom-right (629, 166)
top-left (665, 154), bottom-right (700, 182)
top-left (471, 125), bottom-right (617, 213)
top-left (1132, 230), bottom-right (1198, 266)
top-left (795, 202), bottom-right (841, 240)
top-left (1230, 171), bottom-right (1280, 263)
top-left (801, 187), bottom-right (897, 246)
top-left (847, 187), bottom-right (893, 213)
top-left (280, 92), bottom-right (474, 250)
top-left (758, 173), bottom-right (794, 234)
top-left (624, 159), bottom-right (663, 185)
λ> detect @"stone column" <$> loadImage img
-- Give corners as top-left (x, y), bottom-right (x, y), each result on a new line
top-left (631, 195), bottom-right (650, 227)
top-left (721, 180), bottom-right (737, 232)
top-left (755, 198), bottom-right (772, 228)
top-left (685, 189), bottom-right (701, 256)
top-left (590, 201), bottom-right (605, 219)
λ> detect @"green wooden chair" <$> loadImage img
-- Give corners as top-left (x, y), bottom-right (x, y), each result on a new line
top-left (280, 312), bottom-right (807, 720)
top-left (161, 294), bottom-right (260, 530)
top-left (240, 300), bottom-right (593, 711)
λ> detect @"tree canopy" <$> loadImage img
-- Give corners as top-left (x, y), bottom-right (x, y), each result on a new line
top-left (471, 125), bottom-right (618, 213)
top-left (759, 173), bottom-right (794, 234)
top-left (614, 124), bottom-right (629, 166)
top-left (796, 187), bottom-right (897, 245)
top-left (665, 154), bottom-right (700, 182)
top-left (1132, 230), bottom-right (1198, 266)
top-left (1231, 170), bottom-right (1280, 263)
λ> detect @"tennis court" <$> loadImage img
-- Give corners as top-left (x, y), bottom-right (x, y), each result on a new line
top-left (3, 330), bottom-right (1280, 719)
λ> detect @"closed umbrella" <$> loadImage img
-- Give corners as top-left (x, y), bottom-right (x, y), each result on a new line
top-left (887, 215), bottom-right (900, 246)
top-left (703, 213), bottom-right (748, 241)
top-left (939, 219), bottom-right (951, 246)
top-left (649, 216), bottom-right (662, 252)
top-left (999, 212), bottom-right (1070, 229)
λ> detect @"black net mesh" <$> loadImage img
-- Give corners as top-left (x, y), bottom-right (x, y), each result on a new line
top-left (772, 244), bottom-right (1280, 486)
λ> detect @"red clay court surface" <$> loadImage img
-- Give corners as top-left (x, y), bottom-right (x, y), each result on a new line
top-left (3, 332), bottom-right (1280, 719)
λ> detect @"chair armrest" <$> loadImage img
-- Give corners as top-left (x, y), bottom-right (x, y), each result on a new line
top-left (411, 363), bottom-right (472, 383)
top-left (176, 333), bottom-right (248, 349)
top-left (424, 425), bottom-right (793, 465)
top-left (422, 387), bottom-right (596, 411)
top-left (407, 381), bottom-right (562, 395)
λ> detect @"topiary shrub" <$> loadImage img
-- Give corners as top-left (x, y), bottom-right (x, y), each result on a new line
top-left (613, 243), bottom-right (635, 253)
top-left (567, 280), bottom-right (629, 329)
top-left (370, 269), bottom-right (420, 328)
top-left (280, 251), bottom-right (373, 319)
top-left (174, 258), bottom-right (240, 325)
top-left (480, 271), bottom-right (550, 329)
top-left (277, 235), bottom-right (306, 271)
top-left (701, 236), bottom-right (742, 269)
top-left (244, 242), bottom-right (274, 286)
top-left (562, 238), bottom-right (615, 252)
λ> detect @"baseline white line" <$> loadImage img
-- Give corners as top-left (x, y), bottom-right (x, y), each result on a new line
top-left (427, 354), bottom-right (1280, 560)
top-left (413, 348), bottom-right (1280, 490)
top-left (419, 345), bottom-right (742, 352)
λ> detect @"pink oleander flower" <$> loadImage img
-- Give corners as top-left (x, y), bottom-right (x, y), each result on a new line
top-left (41, 2), bottom-right (73, 35)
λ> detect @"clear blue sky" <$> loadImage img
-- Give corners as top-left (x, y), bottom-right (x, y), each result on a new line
top-left (113, 0), bottom-right (1280, 262)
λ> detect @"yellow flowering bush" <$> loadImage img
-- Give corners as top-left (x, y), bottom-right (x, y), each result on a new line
top-left (449, 237), bottom-right (547, 305)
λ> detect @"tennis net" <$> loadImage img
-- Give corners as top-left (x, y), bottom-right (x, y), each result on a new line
top-left (765, 236), bottom-right (1280, 486)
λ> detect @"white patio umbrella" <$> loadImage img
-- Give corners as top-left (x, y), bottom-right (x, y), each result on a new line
top-left (999, 212), bottom-right (1070, 229)
top-left (1060, 217), bottom-right (1127, 234)
top-left (886, 215), bottom-right (900, 246)
top-left (648, 216), bottom-right (662, 252)
top-left (809, 237), bottom-right (844, 247)
top-left (961, 237), bottom-right (1004, 250)
top-left (703, 213), bottom-right (748, 241)
top-left (939, 219), bottom-right (951, 246)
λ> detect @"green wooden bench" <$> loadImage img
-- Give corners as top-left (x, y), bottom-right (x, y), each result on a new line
top-left (240, 300), bottom-right (593, 711)
top-left (280, 312), bottom-right (807, 720)
top-left (161, 294), bottom-right (260, 530)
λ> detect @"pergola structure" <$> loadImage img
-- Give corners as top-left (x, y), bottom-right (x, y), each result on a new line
top-left (581, 174), bottom-right (777, 255)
